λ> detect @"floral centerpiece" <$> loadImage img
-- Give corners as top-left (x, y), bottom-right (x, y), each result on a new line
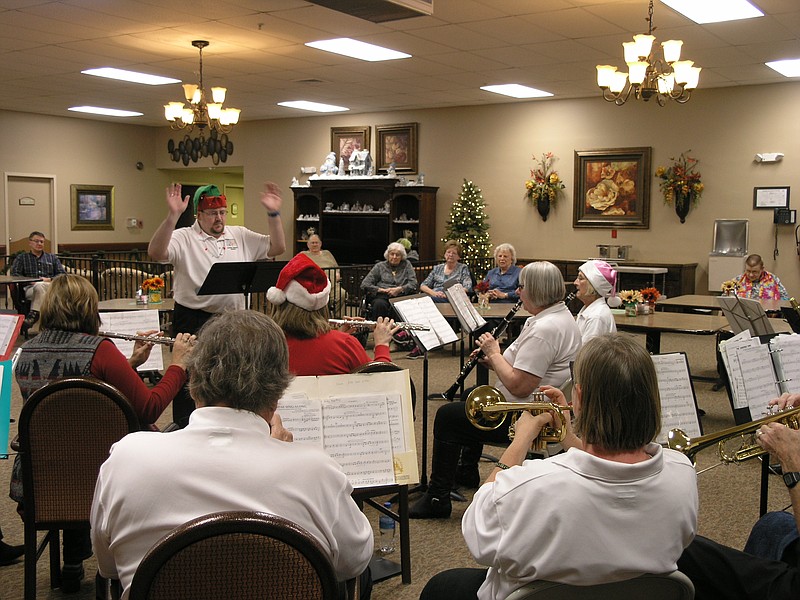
top-left (525, 152), bottom-right (566, 222)
top-left (638, 287), bottom-right (661, 314)
top-left (618, 289), bottom-right (643, 317)
top-left (655, 150), bottom-right (704, 223)
top-left (721, 279), bottom-right (739, 296)
top-left (475, 280), bottom-right (491, 310)
top-left (142, 276), bottom-right (165, 304)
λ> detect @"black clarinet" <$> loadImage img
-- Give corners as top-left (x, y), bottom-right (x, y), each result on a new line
top-left (442, 300), bottom-right (523, 401)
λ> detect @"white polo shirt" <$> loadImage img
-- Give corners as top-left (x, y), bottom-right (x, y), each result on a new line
top-left (167, 221), bottom-right (270, 312)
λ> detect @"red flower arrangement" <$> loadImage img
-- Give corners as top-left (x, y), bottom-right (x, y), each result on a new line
top-left (639, 287), bottom-right (661, 303)
top-left (475, 280), bottom-right (490, 294)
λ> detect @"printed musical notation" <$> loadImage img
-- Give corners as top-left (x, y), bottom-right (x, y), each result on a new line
top-left (393, 295), bottom-right (458, 351)
top-left (444, 281), bottom-right (486, 334)
top-left (99, 311), bottom-right (164, 372)
top-left (276, 371), bottom-right (418, 488)
top-left (651, 353), bottom-right (702, 445)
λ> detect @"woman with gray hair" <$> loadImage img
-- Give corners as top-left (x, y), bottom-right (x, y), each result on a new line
top-left (410, 261), bottom-right (582, 519)
top-left (360, 241), bottom-right (418, 320)
top-left (483, 243), bottom-right (521, 302)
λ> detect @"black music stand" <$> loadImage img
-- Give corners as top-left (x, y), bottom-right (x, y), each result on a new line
top-left (197, 261), bottom-right (286, 308)
top-left (717, 296), bottom-right (775, 336)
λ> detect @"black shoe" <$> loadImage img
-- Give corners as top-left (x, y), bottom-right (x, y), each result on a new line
top-left (409, 493), bottom-right (451, 519)
top-left (61, 563), bottom-right (84, 594)
top-left (0, 541), bottom-right (24, 566)
top-left (23, 310), bottom-right (39, 329)
top-left (455, 465), bottom-right (480, 489)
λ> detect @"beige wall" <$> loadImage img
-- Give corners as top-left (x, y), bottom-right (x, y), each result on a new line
top-left (3, 80), bottom-right (800, 295)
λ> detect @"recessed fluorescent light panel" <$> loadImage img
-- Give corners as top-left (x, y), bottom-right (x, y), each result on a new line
top-left (68, 106), bottom-right (143, 117)
top-left (766, 59), bottom-right (800, 77)
top-left (660, 0), bottom-right (763, 24)
top-left (480, 84), bottom-right (553, 99)
top-left (82, 68), bottom-right (180, 86)
top-left (305, 38), bottom-right (411, 62)
top-left (278, 101), bottom-right (349, 113)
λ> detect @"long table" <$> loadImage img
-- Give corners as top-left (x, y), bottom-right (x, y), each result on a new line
top-left (614, 311), bottom-right (731, 354)
top-left (657, 294), bottom-right (788, 314)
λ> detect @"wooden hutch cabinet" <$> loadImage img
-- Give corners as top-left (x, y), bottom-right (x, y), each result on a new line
top-left (292, 179), bottom-right (438, 264)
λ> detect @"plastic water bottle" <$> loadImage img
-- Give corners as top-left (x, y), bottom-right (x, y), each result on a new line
top-left (378, 502), bottom-right (395, 555)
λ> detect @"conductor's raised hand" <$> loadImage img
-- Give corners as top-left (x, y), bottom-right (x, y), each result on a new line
top-left (260, 181), bottom-right (283, 213)
top-left (166, 183), bottom-right (189, 217)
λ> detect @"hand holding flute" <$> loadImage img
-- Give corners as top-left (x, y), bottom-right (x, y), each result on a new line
top-left (123, 330), bottom-right (196, 371)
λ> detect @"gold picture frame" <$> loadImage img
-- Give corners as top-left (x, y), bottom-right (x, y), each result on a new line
top-left (330, 126), bottom-right (371, 171)
top-left (376, 122), bottom-right (418, 174)
top-left (71, 184), bottom-right (114, 230)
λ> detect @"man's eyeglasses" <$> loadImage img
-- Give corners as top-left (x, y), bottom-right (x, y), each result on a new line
top-left (30, 239), bottom-right (45, 244)
top-left (202, 210), bottom-right (227, 218)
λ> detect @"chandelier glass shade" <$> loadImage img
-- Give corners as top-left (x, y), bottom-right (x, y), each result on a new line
top-left (164, 40), bottom-right (240, 133)
top-left (596, 0), bottom-right (701, 106)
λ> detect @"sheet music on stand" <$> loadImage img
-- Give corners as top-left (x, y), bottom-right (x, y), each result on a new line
top-left (651, 352), bottom-right (702, 445)
top-left (392, 295), bottom-right (458, 351)
top-left (719, 330), bottom-right (796, 419)
top-left (442, 280), bottom-right (486, 334)
top-left (717, 296), bottom-right (775, 336)
top-left (0, 314), bottom-right (22, 459)
top-left (99, 311), bottom-right (164, 372)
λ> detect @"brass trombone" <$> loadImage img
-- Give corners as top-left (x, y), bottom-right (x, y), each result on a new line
top-left (668, 406), bottom-right (800, 465)
top-left (465, 385), bottom-right (571, 451)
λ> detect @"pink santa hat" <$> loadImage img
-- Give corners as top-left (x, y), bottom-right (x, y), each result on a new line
top-left (267, 253), bottom-right (331, 311)
top-left (579, 260), bottom-right (617, 298)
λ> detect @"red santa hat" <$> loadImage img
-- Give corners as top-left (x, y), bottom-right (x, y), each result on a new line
top-left (579, 260), bottom-right (617, 298)
top-left (267, 253), bottom-right (331, 311)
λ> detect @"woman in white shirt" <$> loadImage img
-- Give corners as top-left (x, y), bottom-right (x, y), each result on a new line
top-left (574, 259), bottom-right (617, 343)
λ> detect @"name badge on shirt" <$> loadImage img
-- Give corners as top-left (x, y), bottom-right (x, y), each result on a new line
top-left (224, 239), bottom-right (239, 250)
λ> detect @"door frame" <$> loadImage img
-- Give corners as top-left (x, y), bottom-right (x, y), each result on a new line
top-left (4, 172), bottom-right (58, 252)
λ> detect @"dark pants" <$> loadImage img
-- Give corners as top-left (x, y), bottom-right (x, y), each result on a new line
top-left (678, 512), bottom-right (800, 600)
top-left (171, 303), bottom-right (215, 427)
top-left (420, 568), bottom-right (486, 600)
top-left (368, 296), bottom-right (392, 321)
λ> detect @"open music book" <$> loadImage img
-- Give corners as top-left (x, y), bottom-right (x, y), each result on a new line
top-left (651, 352), bottom-right (702, 445)
top-left (277, 370), bottom-right (419, 489)
top-left (391, 294), bottom-right (458, 351)
top-left (0, 315), bottom-right (24, 459)
top-left (99, 310), bottom-right (164, 372)
top-left (719, 330), bottom-right (797, 419)
top-left (443, 280), bottom-right (486, 334)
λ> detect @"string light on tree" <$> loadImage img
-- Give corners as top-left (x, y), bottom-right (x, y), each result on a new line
top-left (443, 179), bottom-right (492, 274)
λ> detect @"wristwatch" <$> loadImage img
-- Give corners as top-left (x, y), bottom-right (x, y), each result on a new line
top-left (783, 472), bottom-right (800, 489)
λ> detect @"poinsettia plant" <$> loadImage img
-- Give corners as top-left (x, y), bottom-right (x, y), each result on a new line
top-left (475, 280), bottom-right (490, 294)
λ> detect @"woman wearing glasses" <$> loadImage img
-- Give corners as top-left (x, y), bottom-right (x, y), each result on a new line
top-left (574, 259), bottom-right (617, 343)
top-left (410, 261), bottom-right (581, 519)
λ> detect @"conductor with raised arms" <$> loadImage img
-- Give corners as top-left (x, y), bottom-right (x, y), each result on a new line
top-left (148, 182), bottom-right (286, 425)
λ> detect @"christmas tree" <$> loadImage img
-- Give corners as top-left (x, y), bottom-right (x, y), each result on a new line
top-left (442, 179), bottom-right (492, 273)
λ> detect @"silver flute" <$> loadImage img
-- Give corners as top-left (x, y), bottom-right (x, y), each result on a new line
top-left (99, 331), bottom-right (176, 345)
top-left (328, 319), bottom-right (430, 332)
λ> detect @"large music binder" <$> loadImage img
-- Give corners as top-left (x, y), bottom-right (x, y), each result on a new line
top-left (0, 314), bottom-right (23, 459)
top-left (719, 330), bottom-right (796, 422)
top-left (276, 370), bottom-right (418, 488)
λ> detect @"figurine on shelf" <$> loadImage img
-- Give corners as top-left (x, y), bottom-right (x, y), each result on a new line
top-left (306, 227), bottom-right (316, 238)
top-left (352, 201), bottom-right (362, 212)
top-left (325, 202), bottom-right (334, 211)
top-left (383, 200), bottom-right (391, 213)
top-left (387, 162), bottom-right (397, 178)
top-left (349, 148), bottom-right (372, 177)
top-left (319, 152), bottom-right (338, 176)
top-left (340, 203), bottom-right (350, 211)
top-left (291, 177), bottom-right (299, 187)
top-left (418, 173), bottom-right (425, 185)
top-left (338, 157), bottom-right (345, 175)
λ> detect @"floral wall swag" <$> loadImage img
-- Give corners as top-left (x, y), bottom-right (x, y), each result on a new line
top-left (525, 152), bottom-right (566, 221)
top-left (655, 150), bottom-right (704, 223)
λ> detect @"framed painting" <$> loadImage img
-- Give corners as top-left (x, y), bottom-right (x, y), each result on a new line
top-left (376, 122), bottom-right (418, 174)
top-left (573, 147), bottom-right (652, 229)
top-left (331, 126), bottom-right (370, 171)
top-left (71, 184), bottom-right (114, 230)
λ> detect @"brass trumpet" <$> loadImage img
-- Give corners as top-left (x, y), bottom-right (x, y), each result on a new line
top-left (668, 406), bottom-right (800, 465)
top-left (465, 385), bottom-right (570, 451)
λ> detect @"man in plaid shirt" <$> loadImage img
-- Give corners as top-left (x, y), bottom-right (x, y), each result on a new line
top-left (11, 231), bottom-right (65, 332)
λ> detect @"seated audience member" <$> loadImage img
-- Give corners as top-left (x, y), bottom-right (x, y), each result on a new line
top-left (574, 259), bottom-right (617, 343)
top-left (360, 241), bottom-right (418, 320)
top-left (410, 262), bottom-right (581, 519)
top-left (419, 240), bottom-right (473, 303)
top-left (268, 253), bottom-right (398, 375)
top-left (301, 234), bottom-right (347, 317)
top-left (90, 310), bottom-right (373, 599)
top-left (0, 525), bottom-right (23, 566)
top-left (421, 334), bottom-right (698, 600)
top-left (11, 231), bottom-right (66, 333)
top-left (735, 253), bottom-right (789, 300)
top-left (677, 392), bottom-right (800, 600)
top-left (483, 243), bottom-right (521, 303)
top-left (10, 274), bottom-right (194, 592)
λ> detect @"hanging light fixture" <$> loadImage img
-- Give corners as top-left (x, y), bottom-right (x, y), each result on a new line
top-left (164, 40), bottom-right (241, 132)
top-left (596, 0), bottom-right (701, 106)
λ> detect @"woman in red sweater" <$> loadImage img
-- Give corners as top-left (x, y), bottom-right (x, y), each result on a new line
top-left (268, 253), bottom-right (398, 375)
